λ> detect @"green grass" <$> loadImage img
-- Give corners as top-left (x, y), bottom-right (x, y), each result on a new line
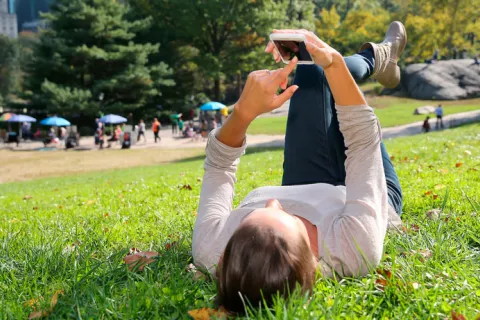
top-left (1, 124), bottom-right (480, 318)
top-left (247, 97), bottom-right (480, 135)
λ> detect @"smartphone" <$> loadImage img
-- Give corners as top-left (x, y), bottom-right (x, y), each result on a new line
top-left (269, 33), bottom-right (314, 65)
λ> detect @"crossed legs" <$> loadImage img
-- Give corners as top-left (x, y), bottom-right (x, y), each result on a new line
top-left (282, 49), bottom-right (403, 215)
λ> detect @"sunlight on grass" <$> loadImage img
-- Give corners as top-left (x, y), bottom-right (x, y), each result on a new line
top-left (1, 124), bottom-right (479, 318)
top-left (248, 97), bottom-right (480, 135)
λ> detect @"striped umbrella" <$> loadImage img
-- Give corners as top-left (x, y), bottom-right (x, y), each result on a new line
top-left (0, 113), bottom-right (16, 122)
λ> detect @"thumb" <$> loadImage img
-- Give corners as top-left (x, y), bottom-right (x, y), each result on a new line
top-left (305, 41), bottom-right (333, 68)
top-left (271, 85), bottom-right (299, 109)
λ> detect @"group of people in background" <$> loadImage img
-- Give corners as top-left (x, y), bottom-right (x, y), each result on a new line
top-left (423, 104), bottom-right (444, 133)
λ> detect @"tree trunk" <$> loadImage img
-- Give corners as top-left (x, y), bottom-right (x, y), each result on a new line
top-left (214, 78), bottom-right (221, 102)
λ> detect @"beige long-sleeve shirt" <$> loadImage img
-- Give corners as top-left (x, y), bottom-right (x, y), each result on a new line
top-left (192, 104), bottom-right (399, 277)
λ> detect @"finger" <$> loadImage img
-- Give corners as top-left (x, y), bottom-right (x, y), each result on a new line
top-left (280, 77), bottom-right (288, 90)
top-left (274, 56), bottom-right (298, 82)
top-left (264, 41), bottom-right (275, 53)
top-left (272, 85), bottom-right (299, 108)
top-left (305, 41), bottom-right (332, 66)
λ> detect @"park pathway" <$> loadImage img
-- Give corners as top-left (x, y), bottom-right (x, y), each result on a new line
top-left (2, 109), bottom-right (479, 151)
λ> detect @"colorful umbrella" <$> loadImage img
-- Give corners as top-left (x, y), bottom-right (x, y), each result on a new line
top-left (200, 102), bottom-right (226, 111)
top-left (0, 113), bottom-right (16, 122)
top-left (40, 116), bottom-right (71, 126)
top-left (7, 114), bottom-right (37, 123)
top-left (99, 114), bottom-right (127, 124)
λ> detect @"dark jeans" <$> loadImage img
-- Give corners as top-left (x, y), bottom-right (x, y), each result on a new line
top-left (282, 50), bottom-right (403, 215)
top-left (154, 131), bottom-right (160, 143)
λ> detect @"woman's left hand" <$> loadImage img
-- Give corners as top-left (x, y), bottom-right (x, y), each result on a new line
top-left (234, 57), bottom-right (299, 122)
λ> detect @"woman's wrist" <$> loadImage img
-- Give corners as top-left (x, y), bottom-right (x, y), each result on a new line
top-left (233, 103), bottom-right (257, 124)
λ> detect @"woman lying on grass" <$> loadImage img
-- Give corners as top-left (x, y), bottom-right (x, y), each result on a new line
top-left (127, 22), bottom-right (407, 313)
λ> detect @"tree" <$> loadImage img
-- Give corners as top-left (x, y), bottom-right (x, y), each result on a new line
top-left (0, 36), bottom-right (20, 99)
top-left (26, 0), bottom-right (174, 116)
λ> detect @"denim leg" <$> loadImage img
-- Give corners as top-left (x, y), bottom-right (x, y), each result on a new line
top-left (380, 143), bottom-right (403, 215)
top-left (282, 49), bottom-right (403, 215)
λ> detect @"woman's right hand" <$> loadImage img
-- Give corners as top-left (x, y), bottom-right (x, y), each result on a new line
top-left (234, 57), bottom-right (299, 122)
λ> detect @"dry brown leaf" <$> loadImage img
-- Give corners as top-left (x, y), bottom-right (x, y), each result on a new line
top-left (411, 224), bottom-right (420, 232)
top-left (414, 155), bottom-right (419, 160)
top-left (23, 195), bottom-right (33, 200)
top-left (103, 213), bottom-right (109, 218)
top-left (432, 194), bottom-right (439, 200)
top-left (124, 251), bottom-right (159, 271)
top-left (33, 207), bottom-right (38, 210)
top-left (455, 163), bottom-right (463, 168)
top-left (192, 211), bottom-right (198, 216)
top-left (376, 268), bottom-right (392, 279)
top-left (452, 311), bottom-right (467, 320)
top-left (434, 184), bottom-right (446, 190)
top-left (403, 157), bottom-right (408, 162)
top-left (424, 190), bottom-right (433, 196)
top-left (197, 177), bottom-right (202, 182)
top-left (165, 241), bottom-right (177, 251)
top-left (128, 247), bottom-right (141, 255)
top-left (426, 209), bottom-right (441, 220)
top-left (28, 311), bottom-right (47, 319)
top-left (187, 307), bottom-right (228, 320)
top-left (390, 156), bottom-right (395, 161)
top-left (181, 184), bottom-right (192, 191)
top-left (375, 278), bottom-right (387, 291)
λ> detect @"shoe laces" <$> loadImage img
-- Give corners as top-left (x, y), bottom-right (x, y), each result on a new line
top-left (373, 43), bottom-right (396, 77)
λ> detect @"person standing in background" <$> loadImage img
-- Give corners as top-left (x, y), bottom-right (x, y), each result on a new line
top-left (152, 118), bottom-right (161, 143)
top-left (137, 119), bottom-right (146, 142)
top-left (423, 116), bottom-right (431, 133)
top-left (171, 112), bottom-right (178, 134)
top-left (435, 104), bottom-right (444, 129)
top-left (178, 117), bottom-right (184, 136)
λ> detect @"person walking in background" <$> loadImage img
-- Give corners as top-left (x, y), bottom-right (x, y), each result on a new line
top-left (137, 119), bottom-right (146, 142)
top-left (435, 104), bottom-right (444, 129)
top-left (423, 116), bottom-right (431, 133)
top-left (178, 117), bottom-right (184, 135)
top-left (171, 112), bottom-right (178, 134)
top-left (152, 118), bottom-right (161, 143)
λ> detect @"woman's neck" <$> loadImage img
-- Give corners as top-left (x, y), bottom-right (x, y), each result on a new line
top-left (295, 215), bottom-right (319, 256)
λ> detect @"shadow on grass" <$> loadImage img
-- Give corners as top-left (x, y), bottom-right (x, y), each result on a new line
top-left (173, 143), bottom-right (285, 164)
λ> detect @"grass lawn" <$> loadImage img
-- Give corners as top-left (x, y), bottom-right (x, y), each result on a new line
top-left (1, 124), bottom-right (480, 318)
top-left (247, 97), bottom-right (480, 135)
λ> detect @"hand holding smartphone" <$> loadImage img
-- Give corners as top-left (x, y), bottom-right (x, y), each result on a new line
top-left (269, 33), bottom-right (314, 65)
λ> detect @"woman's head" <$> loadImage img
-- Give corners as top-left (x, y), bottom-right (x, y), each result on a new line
top-left (217, 199), bottom-right (317, 313)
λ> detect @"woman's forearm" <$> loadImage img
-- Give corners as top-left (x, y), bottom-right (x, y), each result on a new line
top-left (215, 109), bottom-right (253, 148)
top-left (324, 53), bottom-right (367, 107)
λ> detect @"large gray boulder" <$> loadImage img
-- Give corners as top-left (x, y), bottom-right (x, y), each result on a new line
top-left (384, 59), bottom-right (480, 100)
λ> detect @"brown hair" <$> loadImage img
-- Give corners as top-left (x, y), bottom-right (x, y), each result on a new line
top-left (217, 223), bottom-right (316, 313)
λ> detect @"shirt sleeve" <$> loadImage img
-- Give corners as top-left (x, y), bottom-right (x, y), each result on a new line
top-left (320, 105), bottom-right (389, 277)
top-left (192, 129), bottom-right (247, 274)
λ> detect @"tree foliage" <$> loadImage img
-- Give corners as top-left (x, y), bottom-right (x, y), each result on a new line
top-left (26, 0), bottom-right (174, 116)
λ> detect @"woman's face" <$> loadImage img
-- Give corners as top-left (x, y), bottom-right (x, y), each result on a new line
top-left (241, 199), bottom-right (311, 248)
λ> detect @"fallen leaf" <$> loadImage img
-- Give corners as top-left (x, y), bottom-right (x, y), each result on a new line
top-left (464, 150), bottom-right (471, 155)
top-left (376, 268), bottom-right (392, 279)
top-left (375, 278), bottom-right (387, 291)
top-left (165, 241), bottom-right (177, 251)
top-left (411, 224), bottom-right (420, 232)
top-left (85, 200), bottom-right (95, 205)
top-left (33, 207), bottom-right (38, 210)
top-left (434, 184), bottom-right (446, 190)
top-left (186, 263), bottom-right (207, 281)
top-left (58, 205), bottom-right (63, 209)
top-left (390, 156), bottom-right (395, 161)
top-left (27, 290), bottom-right (63, 319)
top-left (426, 209), bottom-right (441, 220)
top-left (438, 168), bottom-right (449, 174)
top-left (128, 247), bottom-right (141, 255)
top-left (187, 307), bottom-right (228, 320)
top-left (103, 213), bottom-right (109, 218)
top-left (124, 251), bottom-right (159, 271)
top-left (181, 184), bottom-right (192, 191)
top-left (24, 297), bottom-right (42, 308)
top-left (432, 194), bottom-right (439, 200)
top-left (469, 168), bottom-right (478, 172)
top-left (23, 195), bottom-right (33, 200)
top-left (29, 311), bottom-right (47, 319)
top-left (424, 190), bottom-right (433, 196)
top-left (414, 155), bottom-right (419, 160)
top-left (197, 177), bottom-right (202, 182)
top-left (455, 163), bottom-right (463, 168)
top-left (452, 311), bottom-right (467, 320)
top-left (403, 157), bottom-right (408, 162)
top-left (192, 211), bottom-right (197, 216)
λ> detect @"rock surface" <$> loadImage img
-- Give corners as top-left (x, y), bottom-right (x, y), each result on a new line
top-left (384, 59), bottom-right (480, 100)
top-left (413, 106), bottom-right (436, 115)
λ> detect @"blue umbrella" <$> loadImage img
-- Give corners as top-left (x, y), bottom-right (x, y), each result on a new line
top-left (99, 114), bottom-right (127, 124)
top-left (200, 101), bottom-right (226, 111)
top-left (40, 116), bottom-right (71, 126)
top-left (7, 114), bottom-right (37, 123)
